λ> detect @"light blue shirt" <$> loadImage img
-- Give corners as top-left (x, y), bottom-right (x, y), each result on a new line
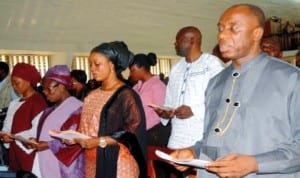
top-left (0, 77), bottom-right (19, 108)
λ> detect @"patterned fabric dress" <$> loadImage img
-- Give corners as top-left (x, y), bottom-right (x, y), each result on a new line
top-left (79, 88), bottom-right (139, 178)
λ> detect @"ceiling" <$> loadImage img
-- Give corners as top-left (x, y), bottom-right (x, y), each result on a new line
top-left (0, 0), bottom-right (299, 55)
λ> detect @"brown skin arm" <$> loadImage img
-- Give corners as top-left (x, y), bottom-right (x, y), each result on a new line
top-left (74, 136), bottom-right (117, 149)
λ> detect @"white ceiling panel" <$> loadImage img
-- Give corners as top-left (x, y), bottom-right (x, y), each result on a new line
top-left (0, 0), bottom-right (299, 55)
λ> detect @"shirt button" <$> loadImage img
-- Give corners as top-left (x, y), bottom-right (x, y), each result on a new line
top-left (232, 72), bottom-right (240, 77)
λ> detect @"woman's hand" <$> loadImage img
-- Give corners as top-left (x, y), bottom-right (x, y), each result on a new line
top-left (74, 136), bottom-right (117, 149)
top-left (1, 133), bottom-right (14, 143)
top-left (28, 139), bottom-right (48, 151)
top-left (62, 139), bottom-right (76, 145)
top-left (24, 138), bottom-right (38, 150)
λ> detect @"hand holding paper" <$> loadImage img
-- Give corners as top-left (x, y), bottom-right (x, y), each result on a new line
top-left (13, 134), bottom-right (38, 145)
top-left (0, 131), bottom-right (35, 144)
top-left (149, 103), bottom-right (176, 119)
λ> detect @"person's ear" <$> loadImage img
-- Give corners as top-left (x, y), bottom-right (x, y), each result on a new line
top-left (109, 61), bottom-right (117, 74)
top-left (253, 27), bottom-right (264, 42)
top-left (190, 37), bottom-right (195, 45)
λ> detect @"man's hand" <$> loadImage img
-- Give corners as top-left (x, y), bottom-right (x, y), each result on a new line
top-left (206, 154), bottom-right (258, 178)
top-left (175, 105), bottom-right (193, 119)
top-left (153, 107), bottom-right (175, 119)
top-left (169, 148), bottom-right (196, 171)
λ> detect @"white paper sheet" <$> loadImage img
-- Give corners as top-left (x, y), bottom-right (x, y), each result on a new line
top-left (155, 150), bottom-right (210, 168)
top-left (12, 134), bottom-right (37, 145)
top-left (148, 103), bottom-right (174, 112)
top-left (49, 130), bottom-right (91, 140)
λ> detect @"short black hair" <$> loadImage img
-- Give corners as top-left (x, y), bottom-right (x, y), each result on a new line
top-left (70, 69), bottom-right (87, 84)
top-left (0, 61), bottom-right (9, 74)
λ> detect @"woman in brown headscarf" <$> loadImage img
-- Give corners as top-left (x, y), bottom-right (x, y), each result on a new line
top-left (0, 63), bottom-right (47, 172)
top-left (75, 41), bottom-right (147, 178)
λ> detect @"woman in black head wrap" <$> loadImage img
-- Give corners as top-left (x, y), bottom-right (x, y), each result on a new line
top-left (70, 69), bottom-right (90, 101)
top-left (75, 41), bottom-right (147, 178)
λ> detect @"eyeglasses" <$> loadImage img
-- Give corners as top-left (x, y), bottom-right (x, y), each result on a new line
top-left (42, 83), bottom-right (59, 93)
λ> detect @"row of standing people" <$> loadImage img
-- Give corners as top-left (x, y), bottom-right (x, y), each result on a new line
top-left (1, 3), bottom-right (300, 178)
top-left (0, 41), bottom-right (147, 178)
top-left (131, 19), bottom-right (300, 177)
top-left (0, 25), bottom-right (225, 177)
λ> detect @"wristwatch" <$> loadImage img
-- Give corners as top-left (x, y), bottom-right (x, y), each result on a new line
top-left (99, 137), bottom-right (107, 148)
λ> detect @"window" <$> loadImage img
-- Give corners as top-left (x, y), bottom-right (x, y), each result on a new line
top-left (0, 54), bottom-right (50, 77)
top-left (71, 56), bottom-right (91, 80)
top-left (150, 56), bottom-right (172, 77)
